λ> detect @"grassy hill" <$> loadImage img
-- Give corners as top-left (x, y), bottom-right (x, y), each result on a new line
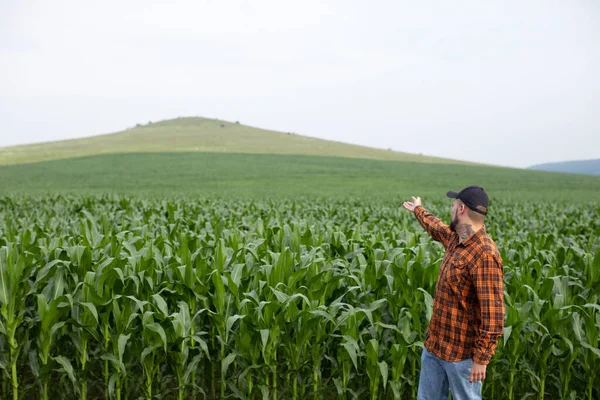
top-left (0, 117), bottom-right (473, 166)
top-left (2, 116), bottom-right (597, 202)
top-left (2, 152), bottom-right (599, 202)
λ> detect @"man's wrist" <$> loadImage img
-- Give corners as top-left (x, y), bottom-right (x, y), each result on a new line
top-left (473, 352), bottom-right (490, 365)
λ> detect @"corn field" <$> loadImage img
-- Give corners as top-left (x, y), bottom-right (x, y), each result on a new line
top-left (0, 195), bottom-right (598, 399)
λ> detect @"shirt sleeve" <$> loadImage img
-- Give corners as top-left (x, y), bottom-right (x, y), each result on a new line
top-left (471, 254), bottom-right (505, 365)
top-left (413, 205), bottom-right (453, 249)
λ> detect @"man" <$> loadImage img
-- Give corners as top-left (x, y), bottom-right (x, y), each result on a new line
top-left (402, 185), bottom-right (504, 400)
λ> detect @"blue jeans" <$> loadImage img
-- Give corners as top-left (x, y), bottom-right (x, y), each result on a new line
top-left (417, 348), bottom-right (482, 400)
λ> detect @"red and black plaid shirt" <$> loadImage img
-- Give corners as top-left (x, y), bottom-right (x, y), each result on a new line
top-left (414, 206), bottom-right (504, 364)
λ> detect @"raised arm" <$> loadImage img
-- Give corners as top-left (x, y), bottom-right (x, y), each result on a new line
top-left (402, 197), bottom-right (453, 249)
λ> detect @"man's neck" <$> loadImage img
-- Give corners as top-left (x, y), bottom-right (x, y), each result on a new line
top-left (456, 223), bottom-right (481, 243)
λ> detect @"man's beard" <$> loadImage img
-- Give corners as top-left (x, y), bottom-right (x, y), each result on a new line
top-left (450, 213), bottom-right (458, 232)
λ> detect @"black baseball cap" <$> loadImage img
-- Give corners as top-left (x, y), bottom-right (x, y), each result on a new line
top-left (447, 185), bottom-right (488, 215)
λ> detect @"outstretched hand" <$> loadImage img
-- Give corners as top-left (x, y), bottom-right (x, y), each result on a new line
top-left (402, 196), bottom-right (421, 212)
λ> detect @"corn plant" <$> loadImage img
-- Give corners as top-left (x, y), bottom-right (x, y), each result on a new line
top-left (0, 194), bottom-right (598, 399)
top-left (0, 244), bottom-right (37, 400)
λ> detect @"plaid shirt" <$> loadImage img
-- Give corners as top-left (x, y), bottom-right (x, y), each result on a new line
top-left (414, 206), bottom-right (504, 364)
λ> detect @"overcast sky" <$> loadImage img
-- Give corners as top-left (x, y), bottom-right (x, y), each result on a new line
top-left (1, 1), bottom-right (599, 168)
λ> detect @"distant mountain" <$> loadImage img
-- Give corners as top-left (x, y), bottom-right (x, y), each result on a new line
top-left (528, 159), bottom-right (600, 176)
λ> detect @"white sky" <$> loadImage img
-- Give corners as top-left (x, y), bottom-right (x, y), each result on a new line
top-left (1, 0), bottom-right (599, 168)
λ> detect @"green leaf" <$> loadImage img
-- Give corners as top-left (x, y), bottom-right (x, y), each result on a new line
top-left (192, 335), bottom-right (211, 359)
top-left (504, 325), bottom-right (513, 347)
top-left (126, 295), bottom-right (149, 313)
top-left (118, 333), bottom-right (131, 363)
top-left (583, 303), bottom-right (600, 313)
top-left (374, 321), bottom-right (401, 333)
top-left (259, 384), bottom-right (270, 400)
top-left (37, 293), bottom-right (49, 322)
top-left (183, 353), bottom-right (204, 384)
top-left (593, 248), bottom-right (600, 276)
top-left (141, 344), bottom-right (161, 364)
top-left (146, 322), bottom-right (168, 352)
top-left (271, 288), bottom-right (289, 303)
top-left (35, 259), bottom-right (66, 286)
top-left (226, 315), bottom-right (245, 341)
top-left (417, 288), bottom-right (433, 321)
top-left (366, 339), bottom-right (379, 366)
top-left (53, 355), bottom-right (77, 387)
top-left (572, 312), bottom-right (584, 342)
top-left (286, 293), bottom-right (311, 308)
top-left (52, 266), bottom-right (67, 300)
top-left (221, 353), bottom-right (237, 377)
top-left (108, 373), bottom-right (117, 398)
top-left (230, 263), bottom-right (244, 288)
top-left (78, 302), bottom-right (99, 326)
top-left (342, 341), bottom-right (358, 371)
top-left (0, 250), bottom-right (8, 305)
top-left (126, 312), bottom-right (139, 331)
top-left (581, 342), bottom-right (600, 359)
top-left (151, 293), bottom-right (169, 316)
top-left (50, 321), bottom-right (67, 340)
top-left (211, 272), bottom-right (226, 314)
top-left (260, 329), bottom-right (269, 354)
top-left (100, 353), bottom-right (123, 373)
top-left (28, 350), bottom-right (40, 378)
top-left (378, 361), bottom-right (389, 390)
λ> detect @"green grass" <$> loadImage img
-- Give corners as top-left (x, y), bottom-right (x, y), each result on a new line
top-left (0, 117), bottom-right (475, 166)
top-left (1, 152), bottom-right (599, 202)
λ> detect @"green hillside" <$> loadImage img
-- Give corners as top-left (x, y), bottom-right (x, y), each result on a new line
top-left (0, 117), bottom-right (473, 166)
top-left (2, 152), bottom-right (599, 202)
